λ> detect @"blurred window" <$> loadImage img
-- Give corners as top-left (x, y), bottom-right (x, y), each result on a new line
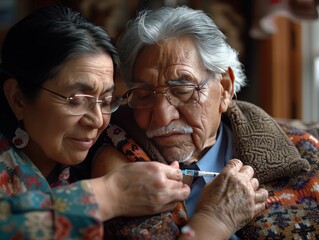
top-left (302, 19), bottom-right (319, 122)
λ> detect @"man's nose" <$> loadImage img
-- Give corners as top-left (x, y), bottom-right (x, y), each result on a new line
top-left (153, 89), bottom-right (176, 107)
top-left (150, 94), bottom-right (180, 127)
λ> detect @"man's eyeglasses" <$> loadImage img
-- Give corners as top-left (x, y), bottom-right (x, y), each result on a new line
top-left (122, 77), bottom-right (211, 110)
top-left (40, 87), bottom-right (121, 115)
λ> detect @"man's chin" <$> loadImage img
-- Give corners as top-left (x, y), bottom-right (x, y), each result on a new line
top-left (160, 147), bottom-right (194, 164)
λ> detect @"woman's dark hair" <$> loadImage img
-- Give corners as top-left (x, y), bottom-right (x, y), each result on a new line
top-left (0, 4), bottom-right (119, 141)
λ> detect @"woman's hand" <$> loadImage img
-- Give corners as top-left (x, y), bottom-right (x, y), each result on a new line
top-left (91, 161), bottom-right (190, 221)
top-left (186, 159), bottom-right (268, 239)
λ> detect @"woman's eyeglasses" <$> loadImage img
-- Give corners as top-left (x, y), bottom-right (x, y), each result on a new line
top-left (40, 87), bottom-right (121, 115)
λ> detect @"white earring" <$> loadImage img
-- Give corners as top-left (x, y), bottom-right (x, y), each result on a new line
top-left (12, 127), bottom-right (29, 148)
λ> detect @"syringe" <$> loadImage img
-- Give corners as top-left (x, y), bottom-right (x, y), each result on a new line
top-left (181, 169), bottom-right (219, 178)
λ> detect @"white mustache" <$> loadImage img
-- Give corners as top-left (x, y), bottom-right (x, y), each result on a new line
top-left (146, 124), bottom-right (193, 138)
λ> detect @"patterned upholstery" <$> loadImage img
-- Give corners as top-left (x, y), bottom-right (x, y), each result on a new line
top-left (237, 124), bottom-right (319, 239)
top-left (276, 118), bottom-right (319, 139)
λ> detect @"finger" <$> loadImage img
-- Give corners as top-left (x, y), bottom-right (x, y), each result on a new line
top-left (163, 202), bottom-right (179, 211)
top-left (255, 188), bottom-right (269, 203)
top-left (169, 161), bottom-right (180, 169)
top-left (168, 184), bottom-right (191, 202)
top-left (254, 201), bottom-right (266, 215)
top-left (162, 163), bottom-right (184, 181)
top-left (166, 178), bottom-right (183, 188)
top-left (222, 159), bottom-right (243, 173)
top-left (251, 178), bottom-right (259, 191)
top-left (239, 165), bottom-right (255, 179)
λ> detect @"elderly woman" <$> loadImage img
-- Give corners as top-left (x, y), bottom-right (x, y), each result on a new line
top-left (0, 5), bottom-right (191, 239)
top-left (93, 6), bottom-right (319, 240)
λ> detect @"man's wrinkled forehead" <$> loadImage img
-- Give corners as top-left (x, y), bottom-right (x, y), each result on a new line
top-left (133, 36), bottom-right (206, 85)
top-left (138, 37), bottom-right (200, 66)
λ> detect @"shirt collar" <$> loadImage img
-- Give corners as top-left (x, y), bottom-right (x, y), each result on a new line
top-left (197, 121), bottom-right (234, 183)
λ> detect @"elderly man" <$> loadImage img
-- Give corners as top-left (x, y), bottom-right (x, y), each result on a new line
top-left (92, 6), bottom-right (319, 239)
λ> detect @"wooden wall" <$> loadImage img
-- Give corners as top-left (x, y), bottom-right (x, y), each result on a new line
top-left (259, 17), bottom-right (302, 119)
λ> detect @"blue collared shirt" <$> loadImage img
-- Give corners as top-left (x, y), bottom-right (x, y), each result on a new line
top-left (186, 121), bottom-right (234, 216)
top-left (185, 121), bottom-right (239, 240)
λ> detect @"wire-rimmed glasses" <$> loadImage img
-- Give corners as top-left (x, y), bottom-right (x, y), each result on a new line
top-left (40, 87), bottom-right (121, 115)
top-left (122, 77), bottom-right (211, 110)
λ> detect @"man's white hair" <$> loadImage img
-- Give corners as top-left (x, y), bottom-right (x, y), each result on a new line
top-left (117, 5), bottom-right (247, 93)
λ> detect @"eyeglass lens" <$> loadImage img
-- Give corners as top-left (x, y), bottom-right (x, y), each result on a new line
top-left (67, 95), bottom-right (120, 115)
top-left (127, 85), bottom-right (199, 109)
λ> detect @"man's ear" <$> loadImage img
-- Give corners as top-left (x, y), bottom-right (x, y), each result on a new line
top-left (219, 67), bottom-right (235, 112)
top-left (3, 78), bottom-right (26, 120)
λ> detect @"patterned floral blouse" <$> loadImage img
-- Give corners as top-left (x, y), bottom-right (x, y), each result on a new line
top-left (0, 133), bottom-right (103, 239)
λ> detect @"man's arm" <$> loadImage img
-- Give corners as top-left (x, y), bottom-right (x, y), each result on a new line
top-left (92, 144), bottom-right (130, 177)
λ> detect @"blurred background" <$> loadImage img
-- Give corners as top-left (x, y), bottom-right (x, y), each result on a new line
top-left (0, 0), bottom-right (318, 123)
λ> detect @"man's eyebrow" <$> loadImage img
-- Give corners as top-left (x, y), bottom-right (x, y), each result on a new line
top-left (131, 76), bottom-right (195, 87)
top-left (167, 77), bottom-right (195, 86)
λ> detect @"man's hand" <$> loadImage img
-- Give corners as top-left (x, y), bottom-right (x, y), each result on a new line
top-left (185, 159), bottom-right (268, 239)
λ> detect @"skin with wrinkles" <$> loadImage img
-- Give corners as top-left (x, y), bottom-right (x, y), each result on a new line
top-left (9, 54), bottom-right (113, 176)
top-left (6, 53), bottom-right (190, 221)
top-left (181, 160), bottom-right (268, 240)
top-left (1, 6), bottom-right (192, 238)
top-left (93, 10), bottom-right (269, 239)
top-left (128, 36), bottom-right (268, 238)
top-left (132, 36), bottom-right (232, 164)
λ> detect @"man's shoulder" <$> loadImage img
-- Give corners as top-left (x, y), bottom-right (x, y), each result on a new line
top-left (237, 116), bottom-right (319, 239)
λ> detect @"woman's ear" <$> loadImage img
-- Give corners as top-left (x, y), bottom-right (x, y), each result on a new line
top-left (3, 78), bottom-right (26, 120)
top-left (219, 67), bottom-right (235, 112)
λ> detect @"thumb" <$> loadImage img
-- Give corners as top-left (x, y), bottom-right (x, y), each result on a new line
top-left (222, 159), bottom-right (243, 173)
top-left (170, 161), bottom-right (180, 169)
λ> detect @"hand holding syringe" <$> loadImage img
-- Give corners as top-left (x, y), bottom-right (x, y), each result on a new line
top-left (181, 169), bottom-right (219, 178)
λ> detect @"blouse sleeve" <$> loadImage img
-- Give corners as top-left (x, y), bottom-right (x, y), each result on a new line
top-left (0, 180), bottom-right (103, 239)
